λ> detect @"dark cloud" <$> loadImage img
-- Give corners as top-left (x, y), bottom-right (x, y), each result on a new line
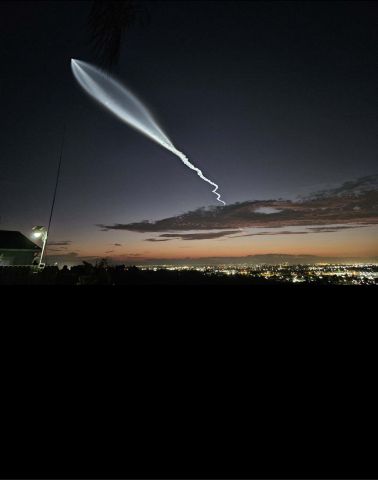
top-left (307, 225), bottom-right (368, 233)
top-left (235, 225), bottom-right (369, 237)
top-left (145, 238), bottom-right (173, 242)
top-left (148, 230), bottom-right (241, 241)
top-left (236, 231), bottom-right (311, 237)
top-left (302, 174), bottom-right (378, 200)
top-left (98, 175), bottom-right (378, 233)
top-left (113, 243), bottom-right (122, 246)
top-left (105, 250), bottom-right (114, 254)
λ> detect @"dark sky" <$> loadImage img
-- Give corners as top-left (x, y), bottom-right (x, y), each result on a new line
top-left (0, 0), bottom-right (377, 261)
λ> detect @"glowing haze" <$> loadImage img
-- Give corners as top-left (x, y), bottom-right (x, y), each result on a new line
top-left (71, 59), bottom-right (225, 205)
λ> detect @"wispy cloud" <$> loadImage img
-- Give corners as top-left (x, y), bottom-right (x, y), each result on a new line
top-left (234, 225), bottom-right (369, 237)
top-left (235, 231), bottom-right (311, 237)
top-left (47, 240), bottom-right (72, 246)
top-left (98, 175), bottom-right (378, 234)
top-left (307, 225), bottom-right (368, 233)
top-left (146, 230), bottom-right (241, 241)
top-left (145, 238), bottom-right (173, 242)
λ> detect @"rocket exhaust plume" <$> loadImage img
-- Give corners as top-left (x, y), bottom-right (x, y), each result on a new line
top-left (71, 59), bottom-right (225, 205)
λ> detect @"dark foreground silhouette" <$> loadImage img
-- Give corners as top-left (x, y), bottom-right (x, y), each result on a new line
top-left (0, 262), bottom-right (292, 285)
top-left (0, 261), bottom-right (369, 285)
top-left (0, 264), bottom-right (280, 285)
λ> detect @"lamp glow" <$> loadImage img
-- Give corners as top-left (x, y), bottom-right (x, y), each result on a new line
top-left (32, 226), bottom-right (48, 268)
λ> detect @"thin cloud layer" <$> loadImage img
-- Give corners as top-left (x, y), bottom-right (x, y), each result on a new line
top-left (146, 230), bottom-right (241, 241)
top-left (145, 238), bottom-right (172, 242)
top-left (98, 174), bottom-right (378, 234)
top-left (235, 231), bottom-right (312, 237)
top-left (235, 225), bottom-right (369, 237)
top-left (47, 240), bottom-right (72, 246)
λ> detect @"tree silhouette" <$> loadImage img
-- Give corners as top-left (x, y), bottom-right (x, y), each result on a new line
top-left (96, 258), bottom-right (109, 269)
top-left (88, 0), bottom-right (138, 68)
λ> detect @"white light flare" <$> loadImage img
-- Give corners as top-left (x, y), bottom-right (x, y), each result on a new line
top-left (71, 59), bottom-right (225, 205)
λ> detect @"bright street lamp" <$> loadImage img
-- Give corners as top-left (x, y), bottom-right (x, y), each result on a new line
top-left (32, 226), bottom-right (48, 268)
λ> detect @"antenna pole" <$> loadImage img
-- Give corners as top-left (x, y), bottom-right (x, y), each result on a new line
top-left (39, 124), bottom-right (66, 267)
top-left (48, 124), bottom-right (66, 236)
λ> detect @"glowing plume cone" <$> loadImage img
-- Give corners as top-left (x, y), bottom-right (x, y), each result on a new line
top-left (71, 58), bottom-right (225, 205)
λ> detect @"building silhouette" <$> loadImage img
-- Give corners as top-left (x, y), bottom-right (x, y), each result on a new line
top-left (0, 230), bottom-right (41, 266)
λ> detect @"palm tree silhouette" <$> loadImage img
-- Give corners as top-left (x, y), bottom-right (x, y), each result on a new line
top-left (88, 0), bottom-right (140, 69)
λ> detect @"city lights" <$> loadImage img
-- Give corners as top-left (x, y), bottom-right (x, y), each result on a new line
top-left (136, 263), bottom-right (378, 285)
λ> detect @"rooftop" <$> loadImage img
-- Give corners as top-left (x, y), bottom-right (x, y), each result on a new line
top-left (0, 230), bottom-right (41, 250)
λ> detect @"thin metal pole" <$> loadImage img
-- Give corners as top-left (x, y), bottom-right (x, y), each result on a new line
top-left (39, 124), bottom-right (66, 267)
top-left (38, 232), bottom-right (48, 268)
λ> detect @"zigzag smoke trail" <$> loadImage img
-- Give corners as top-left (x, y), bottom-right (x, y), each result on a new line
top-left (71, 59), bottom-right (225, 205)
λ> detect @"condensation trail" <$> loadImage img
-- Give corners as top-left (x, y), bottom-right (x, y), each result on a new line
top-left (71, 59), bottom-right (225, 205)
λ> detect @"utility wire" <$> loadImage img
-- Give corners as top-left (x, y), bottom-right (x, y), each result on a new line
top-left (47, 123), bottom-right (66, 239)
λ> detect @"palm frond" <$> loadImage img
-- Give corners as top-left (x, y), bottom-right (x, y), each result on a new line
top-left (88, 0), bottom-right (137, 69)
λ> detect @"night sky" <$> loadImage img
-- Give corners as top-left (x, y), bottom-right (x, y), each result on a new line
top-left (1, 1), bottom-right (377, 264)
